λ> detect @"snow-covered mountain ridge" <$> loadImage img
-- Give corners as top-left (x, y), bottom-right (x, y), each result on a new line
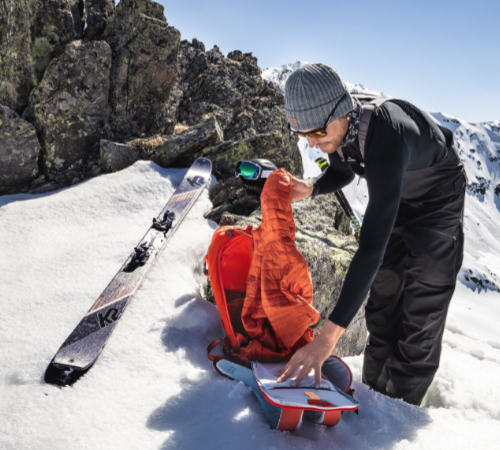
top-left (262, 62), bottom-right (500, 293)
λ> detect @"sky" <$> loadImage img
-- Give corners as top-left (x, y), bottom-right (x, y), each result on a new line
top-left (151, 0), bottom-right (500, 123)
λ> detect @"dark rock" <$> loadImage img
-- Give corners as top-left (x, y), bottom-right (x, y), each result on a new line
top-left (100, 140), bottom-right (141, 173)
top-left (31, 0), bottom-right (85, 80)
top-left (0, 0), bottom-right (37, 113)
top-left (85, 0), bottom-right (116, 40)
top-left (0, 0), bottom-right (85, 114)
top-left (103, 0), bottom-right (180, 139)
top-left (204, 131), bottom-right (301, 180)
top-left (206, 178), bottom-right (261, 223)
top-left (216, 194), bottom-right (367, 358)
top-left (162, 39), bottom-right (301, 181)
top-left (126, 116), bottom-right (223, 167)
top-left (29, 40), bottom-right (112, 184)
top-left (0, 105), bottom-right (41, 195)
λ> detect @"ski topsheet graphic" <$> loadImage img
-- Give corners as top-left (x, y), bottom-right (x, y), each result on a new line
top-left (45, 158), bottom-right (212, 386)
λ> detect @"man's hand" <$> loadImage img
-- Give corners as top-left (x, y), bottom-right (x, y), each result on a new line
top-left (277, 321), bottom-right (345, 388)
top-left (291, 177), bottom-right (314, 201)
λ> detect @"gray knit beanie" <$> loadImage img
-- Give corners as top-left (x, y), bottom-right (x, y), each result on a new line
top-left (284, 63), bottom-right (353, 131)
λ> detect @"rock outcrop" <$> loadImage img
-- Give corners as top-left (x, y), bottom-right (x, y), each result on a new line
top-left (162, 40), bottom-right (302, 179)
top-left (29, 40), bottom-right (112, 184)
top-left (103, 0), bottom-right (180, 139)
top-left (0, 105), bottom-right (40, 195)
top-left (0, 0), bottom-right (85, 114)
top-left (85, 0), bottom-right (116, 40)
top-left (0, 0), bottom-right (37, 114)
top-left (31, 0), bottom-right (85, 80)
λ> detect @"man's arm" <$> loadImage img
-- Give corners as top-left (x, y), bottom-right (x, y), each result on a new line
top-left (291, 151), bottom-right (355, 201)
top-left (279, 111), bottom-right (408, 387)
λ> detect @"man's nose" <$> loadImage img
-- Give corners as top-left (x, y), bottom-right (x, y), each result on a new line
top-left (306, 136), bottom-right (318, 147)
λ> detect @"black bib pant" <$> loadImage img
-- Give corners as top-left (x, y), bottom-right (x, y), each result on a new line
top-left (361, 125), bottom-right (466, 406)
top-left (317, 100), bottom-right (467, 406)
top-left (362, 179), bottom-right (465, 405)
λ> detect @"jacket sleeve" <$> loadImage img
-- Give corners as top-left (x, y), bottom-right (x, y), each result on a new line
top-left (328, 112), bottom-right (409, 328)
top-left (313, 151), bottom-right (355, 194)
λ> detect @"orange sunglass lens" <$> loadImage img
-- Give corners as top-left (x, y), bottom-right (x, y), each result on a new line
top-left (295, 131), bottom-right (327, 138)
top-left (308, 131), bottom-right (327, 138)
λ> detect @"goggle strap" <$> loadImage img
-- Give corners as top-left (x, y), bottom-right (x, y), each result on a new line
top-left (261, 170), bottom-right (273, 179)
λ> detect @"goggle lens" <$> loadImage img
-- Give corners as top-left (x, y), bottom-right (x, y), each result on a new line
top-left (236, 161), bottom-right (261, 180)
top-left (296, 130), bottom-right (328, 139)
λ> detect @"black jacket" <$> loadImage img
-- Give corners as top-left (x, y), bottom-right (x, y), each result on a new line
top-left (315, 100), bottom-right (465, 328)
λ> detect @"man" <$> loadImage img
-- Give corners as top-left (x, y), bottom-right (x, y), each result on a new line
top-left (277, 63), bottom-right (466, 406)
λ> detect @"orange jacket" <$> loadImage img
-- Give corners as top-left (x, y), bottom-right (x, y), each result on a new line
top-left (238, 168), bottom-right (320, 360)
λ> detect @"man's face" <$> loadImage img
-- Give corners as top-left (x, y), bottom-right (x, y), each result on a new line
top-left (302, 116), bottom-right (349, 154)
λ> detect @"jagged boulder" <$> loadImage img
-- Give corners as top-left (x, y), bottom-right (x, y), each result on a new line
top-left (31, 0), bottom-right (84, 79)
top-left (0, 105), bottom-right (41, 195)
top-left (85, 0), bottom-right (116, 40)
top-left (0, 0), bottom-right (37, 114)
top-left (163, 39), bottom-right (302, 179)
top-left (99, 140), bottom-right (141, 173)
top-left (213, 194), bottom-right (367, 358)
top-left (29, 40), bottom-right (112, 184)
top-left (127, 116), bottom-right (223, 167)
top-left (103, 0), bottom-right (180, 139)
top-left (100, 116), bottom-right (223, 172)
top-left (0, 0), bottom-right (85, 114)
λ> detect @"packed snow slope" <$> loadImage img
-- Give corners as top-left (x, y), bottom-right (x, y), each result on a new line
top-left (1, 160), bottom-right (500, 449)
top-left (1, 66), bottom-right (500, 448)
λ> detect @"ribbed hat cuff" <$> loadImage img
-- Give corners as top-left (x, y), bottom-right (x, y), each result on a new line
top-left (286, 94), bottom-right (353, 131)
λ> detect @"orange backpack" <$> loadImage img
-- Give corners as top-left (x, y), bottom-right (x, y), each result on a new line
top-left (204, 170), bottom-right (358, 431)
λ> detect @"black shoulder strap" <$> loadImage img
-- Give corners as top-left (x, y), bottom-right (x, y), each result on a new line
top-left (358, 97), bottom-right (391, 160)
top-left (356, 95), bottom-right (449, 160)
top-left (337, 94), bottom-right (391, 162)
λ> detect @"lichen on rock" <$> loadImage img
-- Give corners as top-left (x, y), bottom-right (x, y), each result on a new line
top-left (103, 0), bottom-right (180, 139)
top-left (0, 0), bottom-right (37, 114)
top-left (85, 0), bottom-right (116, 40)
top-left (0, 104), bottom-right (40, 195)
top-left (29, 40), bottom-right (112, 184)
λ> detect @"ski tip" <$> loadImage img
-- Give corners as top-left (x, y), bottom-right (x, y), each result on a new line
top-left (44, 360), bottom-right (89, 387)
top-left (195, 157), bottom-right (212, 170)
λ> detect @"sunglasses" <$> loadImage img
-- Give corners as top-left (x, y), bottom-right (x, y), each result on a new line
top-left (235, 161), bottom-right (274, 180)
top-left (288, 92), bottom-right (347, 139)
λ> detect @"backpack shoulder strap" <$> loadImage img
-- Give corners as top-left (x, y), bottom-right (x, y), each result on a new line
top-left (358, 96), bottom-right (391, 160)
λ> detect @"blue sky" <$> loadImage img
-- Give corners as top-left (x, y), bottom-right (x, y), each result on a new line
top-left (153, 0), bottom-right (499, 123)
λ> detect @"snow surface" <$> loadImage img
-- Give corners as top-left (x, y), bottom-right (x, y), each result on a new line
top-left (1, 62), bottom-right (500, 448)
top-left (1, 158), bottom-right (500, 449)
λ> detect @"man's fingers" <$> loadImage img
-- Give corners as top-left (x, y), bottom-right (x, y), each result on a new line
top-left (290, 363), bottom-right (312, 387)
top-left (314, 362), bottom-right (323, 388)
top-left (277, 356), bottom-right (301, 382)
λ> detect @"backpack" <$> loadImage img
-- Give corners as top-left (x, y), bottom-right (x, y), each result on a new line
top-left (342, 93), bottom-right (452, 164)
top-left (203, 225), bottom-right (359, 431)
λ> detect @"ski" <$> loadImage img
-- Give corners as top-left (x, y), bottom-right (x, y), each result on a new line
top-left (44, 158), bottom-right (212, 386)
top-left (334, 190), bottom-right (361, 238)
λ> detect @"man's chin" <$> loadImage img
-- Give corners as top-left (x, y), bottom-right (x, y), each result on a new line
top-left (317, 144), bottom-right (336, 154)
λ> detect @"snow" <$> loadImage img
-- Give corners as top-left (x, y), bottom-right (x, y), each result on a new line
top-left (3, 66), bottom-right (500, 447)
top-left (1, 159), bottom-right (500, 449)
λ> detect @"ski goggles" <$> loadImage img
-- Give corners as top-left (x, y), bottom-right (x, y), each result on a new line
top-left (288, 92), bottom-right (347, 139)
top-left (235, 161), bottom-right (273, 180)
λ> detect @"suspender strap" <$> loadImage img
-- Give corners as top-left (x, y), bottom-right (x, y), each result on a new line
top-left (358, 97), bottom-right (390, 160)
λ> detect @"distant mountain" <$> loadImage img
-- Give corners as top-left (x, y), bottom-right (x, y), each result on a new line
top-left (262, 61), bottom-right (388, 97)
top-left (262, 63), bottom-right (500, 293)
